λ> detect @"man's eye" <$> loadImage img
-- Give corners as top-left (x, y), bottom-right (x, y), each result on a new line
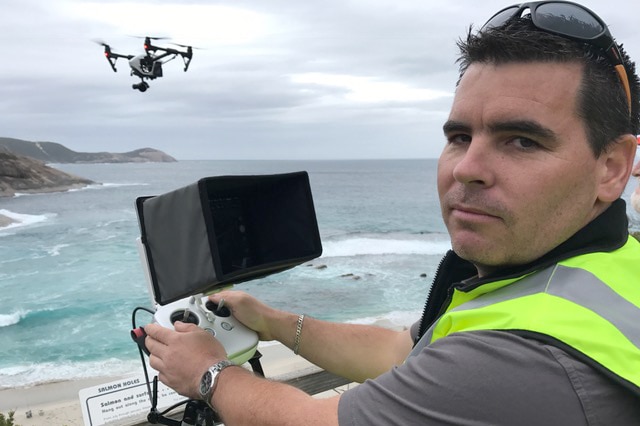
top-left (447, 134), bottom-right (471, 144)
top-left (511, 137), bottom-right (540, 150)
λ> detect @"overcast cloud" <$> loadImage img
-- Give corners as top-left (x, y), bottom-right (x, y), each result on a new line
top-left (1, 0), bottom-right (639, 160)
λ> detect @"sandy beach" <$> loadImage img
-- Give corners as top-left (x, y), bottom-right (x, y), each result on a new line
top-left (0, 342), bottom-right (354, 426)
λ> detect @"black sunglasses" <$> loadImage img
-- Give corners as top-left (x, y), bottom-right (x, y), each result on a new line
top-left (482, 1), bottom-right (631, 112)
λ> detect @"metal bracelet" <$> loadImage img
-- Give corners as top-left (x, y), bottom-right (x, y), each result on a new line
top-left (293, 314), bottom-right (305, 355)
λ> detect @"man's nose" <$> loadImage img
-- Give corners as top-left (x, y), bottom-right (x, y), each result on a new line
top-left (451, 137), bottom-right (497, 187)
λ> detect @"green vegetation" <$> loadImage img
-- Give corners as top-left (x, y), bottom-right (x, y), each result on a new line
top-left (0, 411), bottom-right (19, 426)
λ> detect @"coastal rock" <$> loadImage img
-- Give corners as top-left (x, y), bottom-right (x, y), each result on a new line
top-left (0, 214), bottom-right (16, 227)
top-left (340, 273), bottom-right (362, 280)
top-left (0, 137), bottom-right (177, 164)
top-left (0, 150), bottom-right (95, 197)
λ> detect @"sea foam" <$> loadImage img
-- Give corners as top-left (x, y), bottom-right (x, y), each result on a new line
top-left (0, 209), bottom-right (50, 231)
top-left (0, 359), bottom-right (141, 389)
top-left (321, 235), bottom-right (450, 258)
top-left (0, 310), bottom-right (27, 328)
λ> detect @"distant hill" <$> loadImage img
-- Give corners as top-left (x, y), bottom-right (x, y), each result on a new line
top-left (0, 137), bottom-right (177, 163)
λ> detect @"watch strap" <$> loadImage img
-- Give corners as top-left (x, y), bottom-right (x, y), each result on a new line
top-left (201, 360), bottom-right (235, 410)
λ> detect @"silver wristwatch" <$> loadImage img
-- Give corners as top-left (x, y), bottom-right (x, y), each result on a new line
top-left (198, 360), bottom-right (235, 409)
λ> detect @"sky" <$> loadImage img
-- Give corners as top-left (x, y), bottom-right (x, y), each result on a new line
top-left (1, 0), bottom-right (639, 160)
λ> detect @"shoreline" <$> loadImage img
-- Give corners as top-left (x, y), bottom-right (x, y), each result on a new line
top-left (0, 342), bottom-right (354, 426)
top-left (0, 182), bottom-right (96, 199)
top-left (0, 377), bottom-right (119, 426)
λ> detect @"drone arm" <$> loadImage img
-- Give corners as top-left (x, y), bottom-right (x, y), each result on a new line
top-left (150, 51), bottom-right (174, 62)
top-left (182, 48), bottom-right (193, 72)
top-left (105, 51), bottom-right (134, 73)
top-left (151, 44), bottom-right (193, 71)
top-left (182, 57), bottom-right (191, 72)
top-left (182, 54), bottom-right (193, 72)
top-left (105, 55), bottom-right (118, 72)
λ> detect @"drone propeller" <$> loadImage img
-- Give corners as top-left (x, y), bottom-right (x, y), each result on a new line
top-left (171, 43), bottom-right (203, 52)
top-left (91, 38), bottom-right (111, 48)
top-left (93, 39), bottom-right (131, 72)
top-left (130, 35), bottom-right (170, 40)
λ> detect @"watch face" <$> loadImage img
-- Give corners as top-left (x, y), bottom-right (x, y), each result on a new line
top-left (199, 371), bottom-right (213, 396)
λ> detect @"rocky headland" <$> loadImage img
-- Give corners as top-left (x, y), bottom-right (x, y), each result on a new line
top-left (0, 137), bottom-right (177, 164)
top-left (0, 138), bottom-right (176, 227)
top-left (0, 150), bottom-right (97, 226)
top-left (0, 150), bottom-right (95, 198)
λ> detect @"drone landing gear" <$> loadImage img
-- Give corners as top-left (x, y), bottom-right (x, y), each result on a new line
top-left (133, 81), bottom-right (150, 92)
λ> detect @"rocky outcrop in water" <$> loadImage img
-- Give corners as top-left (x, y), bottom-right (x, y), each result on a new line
top-left (0, 150), bottom-right (95, 198)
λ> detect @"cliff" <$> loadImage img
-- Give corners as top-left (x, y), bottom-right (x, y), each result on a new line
top-left (0, 150), bottom-right (95, 198)
top-left (0, 137), bottom-right (177, 164)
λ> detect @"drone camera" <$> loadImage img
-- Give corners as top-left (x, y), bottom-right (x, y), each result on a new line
top-left (132, 82), bottom-right (149, 92)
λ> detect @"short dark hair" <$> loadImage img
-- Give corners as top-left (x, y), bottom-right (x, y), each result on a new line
top-left (456, 16), bottom-right (639, 156)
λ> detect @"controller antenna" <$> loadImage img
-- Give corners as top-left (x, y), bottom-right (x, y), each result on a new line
top-left (147, 377), bottom-right (162, 423)
top-left (145, 377), bottom-right (179, 425)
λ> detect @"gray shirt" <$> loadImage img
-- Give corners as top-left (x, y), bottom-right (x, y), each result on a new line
top-left (338, 327), bottom-right (640, 425)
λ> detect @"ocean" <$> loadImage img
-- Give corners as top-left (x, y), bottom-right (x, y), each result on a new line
top-left (1, 159), bottom-right (639, 390)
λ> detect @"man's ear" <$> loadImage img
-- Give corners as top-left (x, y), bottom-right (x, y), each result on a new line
top-left (597, 134), bottom-right (637, 202)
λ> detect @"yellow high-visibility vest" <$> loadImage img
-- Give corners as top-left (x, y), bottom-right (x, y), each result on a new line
top-left (412, 236), bottom-right (640, 391)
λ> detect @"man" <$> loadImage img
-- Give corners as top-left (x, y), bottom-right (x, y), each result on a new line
top-left (145, 3), bottom-right (640, 424)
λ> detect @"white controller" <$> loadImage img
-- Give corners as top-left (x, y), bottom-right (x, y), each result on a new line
top-left (154, 294), bottom-right (259, 365)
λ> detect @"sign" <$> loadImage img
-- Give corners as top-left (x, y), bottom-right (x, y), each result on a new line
top-left (79, 373), bottom-right (185, 425)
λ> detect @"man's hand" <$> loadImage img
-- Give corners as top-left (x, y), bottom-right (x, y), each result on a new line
top-left (144, 321), bottom-right (228, 400)
top-left (208, 291), bottom-right (282, 341)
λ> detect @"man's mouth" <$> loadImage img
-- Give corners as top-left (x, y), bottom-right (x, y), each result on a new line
top-left (450, 203), bottom-right (502, 222)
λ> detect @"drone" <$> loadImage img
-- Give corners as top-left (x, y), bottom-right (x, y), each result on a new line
top-left (97, 36), bottom-right (194, 92)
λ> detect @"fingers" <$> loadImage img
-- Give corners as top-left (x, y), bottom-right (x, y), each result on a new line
top-left (144, 322), bottom-right (198, 357)
top-left (144, 322), bottom-right (224, 392)
top-left (208, 289), bottom-right (239, 305)
top-left (208, 290), bottom-right (260, 315)
top-left (143, 324), bottom-right (170, 361)
top-left (146, 322), bottom-right (198, 339)
top-left (143, 317), bottom-right (237, 401)
top-left (173, 321), bottom-right (200, 333)
top-left (144, 323), bottom-right (171, 345)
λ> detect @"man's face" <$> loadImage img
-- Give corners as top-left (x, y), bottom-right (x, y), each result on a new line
top-left (632, 160), bottom-right (640, 213)
top-left (438, 61), bottom-right (609, 276)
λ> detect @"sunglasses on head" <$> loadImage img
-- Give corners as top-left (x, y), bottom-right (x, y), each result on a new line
top-left (482, 1), bottom-right (631, 112)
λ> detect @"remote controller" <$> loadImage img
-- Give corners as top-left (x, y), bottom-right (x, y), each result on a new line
top-left (132, 294), bottom-right (259, 365)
